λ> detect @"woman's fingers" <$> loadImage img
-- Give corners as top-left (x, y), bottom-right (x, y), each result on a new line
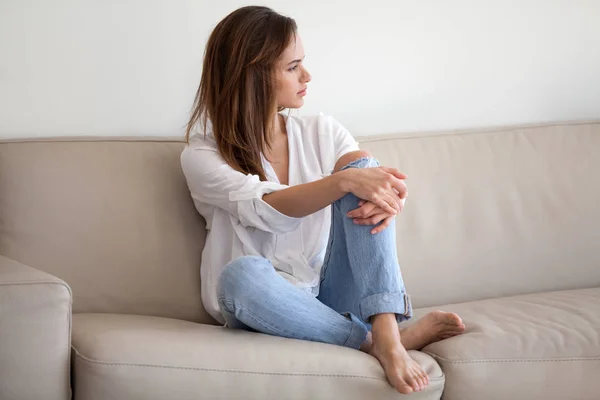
top-left (350, 199), bottom-right (403, 219)
top-left (353, 213), bottom-right (396, 235)
top-left (380, 166), bottom-right (407, 180)
top-left (371, 214), bottom-right (395, 235)
top-left (397, 198), bottom-right (406, 213)
top-left (353, 213), bottom-right (387, 226)
top-left (384, 191), bottom-right (401, 212)
top-left (348, 167), bottom-right (406, 214)
top-left (379, 168), bottom-right (407, 200)
top-left (372, 194), bottom-right (398, 215)
top-left (390, 177), bottom-right (408, 199)
top-left (347, 201), bottom-right (377, 218)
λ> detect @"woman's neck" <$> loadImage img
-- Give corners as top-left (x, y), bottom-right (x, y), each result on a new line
top-left (264, 113), bottom-right (288, 162)
top-left (270, 112), bottom-right (287, 142)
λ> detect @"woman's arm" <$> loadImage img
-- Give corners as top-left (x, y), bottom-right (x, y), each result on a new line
top-left (183, 144), bottom-right (405, 231)
top-left (263, 151), bottom-right (407, 218)
top-left (262, 171), bottom-right (349, 218)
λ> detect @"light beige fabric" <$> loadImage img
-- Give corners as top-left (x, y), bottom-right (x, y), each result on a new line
top-left (1, 122), bottom-right (599, 325)
top-left (2, 122), bottom-right (599, 327)
top-left (358, 121), bottom-right (600, 308)
top-left (410, 288), bottom-right (600, 400)
top-left (1, 121), bottom-right (600, 399)
top-left (71, 313), bottom-right (444, 400)
top-left (0, 139), bottom-right (212, 324)
top-left (0, 255), bottom-right (72, 400)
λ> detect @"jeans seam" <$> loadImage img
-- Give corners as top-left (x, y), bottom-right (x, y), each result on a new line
top-left (218, 297), bottom-right (234, 313)
top-left (342, 313), bottom-right (368, 348)
top-left (220, 297), bottom-right (293, 338)
top-left (320, 213), bottom-right (337, 285)
top-left (403, 293), bottom-right (412, 317)
top-left (343, 324), bottom-right (357, 348)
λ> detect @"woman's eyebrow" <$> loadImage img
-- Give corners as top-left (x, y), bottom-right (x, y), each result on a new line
top-left (287, 56), bottom-right (305, 65)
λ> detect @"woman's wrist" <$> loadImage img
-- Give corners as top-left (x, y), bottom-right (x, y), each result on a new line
top-left (335, 168), bottom-right (354, 194)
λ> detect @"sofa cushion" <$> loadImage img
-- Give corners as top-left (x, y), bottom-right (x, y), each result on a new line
top-left (0, 138), bottom-right (212, 324)
top-left (410, 288), bottom-right (600, 400)
top-left (71, 313), bottom-right (444, 400)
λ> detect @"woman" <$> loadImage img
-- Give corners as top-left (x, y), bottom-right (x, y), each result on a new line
top-left (181, 5), bottom-right (465, 395)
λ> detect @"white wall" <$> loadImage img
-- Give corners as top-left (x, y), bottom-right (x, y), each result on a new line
top-left (1, 0), bottom-right (599, 139)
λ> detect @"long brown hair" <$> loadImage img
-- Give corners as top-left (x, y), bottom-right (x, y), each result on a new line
top-left (185, 6), bottom-right (297, 182)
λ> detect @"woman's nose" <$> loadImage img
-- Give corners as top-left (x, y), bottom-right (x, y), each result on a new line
top-left (303, 68), bottom-right (312, 83)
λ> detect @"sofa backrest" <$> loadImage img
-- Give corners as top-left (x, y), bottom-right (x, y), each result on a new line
top-left (1, 121), bottom-right (598, 324)
top-left (357, 120), bottom-right (600, 308)
top-left (0, 138), bottom-right (213, 324)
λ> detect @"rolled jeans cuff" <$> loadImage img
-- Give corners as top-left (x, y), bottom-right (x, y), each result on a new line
top-left (359, 292), bottom-right (413, 323)
top-left (342, 313), bottom-right (370, 349)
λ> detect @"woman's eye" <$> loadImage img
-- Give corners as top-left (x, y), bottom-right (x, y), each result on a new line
top-left (288, 65), bottom-right (298, 71)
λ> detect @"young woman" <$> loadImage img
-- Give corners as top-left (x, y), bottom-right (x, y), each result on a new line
top-left (181, 6), bottom-right (465, 395)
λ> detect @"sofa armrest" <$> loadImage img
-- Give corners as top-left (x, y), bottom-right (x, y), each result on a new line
top-left (0, 255), bottom-right (72, 400)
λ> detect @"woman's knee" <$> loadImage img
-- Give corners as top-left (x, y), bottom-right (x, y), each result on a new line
top-left (333, 150), bottom-right (379, 173)
top-left (217, 256), bottom-right (271, 300)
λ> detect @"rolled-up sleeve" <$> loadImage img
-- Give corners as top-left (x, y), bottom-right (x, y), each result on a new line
top-left (181, 143), bottom-right (301, 234)
top-left (331, 116), bottom-right (360, 162)
top-left (316, 114), bottom-right (362, 176)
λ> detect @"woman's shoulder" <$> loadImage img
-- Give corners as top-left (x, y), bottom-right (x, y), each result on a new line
top-left (180, 129), bottom-right (223, 176)
top-left (286, 113), bottom-right (346, 137)
top-left (182, 121), bottom-right (219, 161)
top-left (186, 132), bottom-right (216, 149)
top-left (183, 118), bottom-right (217, 150)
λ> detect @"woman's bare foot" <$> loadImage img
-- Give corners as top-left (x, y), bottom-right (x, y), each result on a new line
top-left (400, 311), bottom-right (465, 351)
top-left (368, 313), bottom-right (429, 394)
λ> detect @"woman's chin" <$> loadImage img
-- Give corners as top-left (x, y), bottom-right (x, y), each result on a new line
top-left (279, 99), bottom-right (304, 110)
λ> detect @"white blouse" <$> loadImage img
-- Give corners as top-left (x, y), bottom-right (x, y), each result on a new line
top-left (181, 113), bottom-right (360, 324)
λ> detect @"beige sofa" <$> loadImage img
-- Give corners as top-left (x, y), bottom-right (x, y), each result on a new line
top-left (1, 120), bottom-right (599, 400)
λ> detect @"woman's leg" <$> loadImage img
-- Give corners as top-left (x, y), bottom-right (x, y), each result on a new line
top-left (317, 156), bottom-right (411, 325)
top-left (217, 255), bottom-right (369, 349)
top-left (317, 155), bottom-right (464, 394)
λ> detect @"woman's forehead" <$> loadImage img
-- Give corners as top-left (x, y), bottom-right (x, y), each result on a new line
top-left (281, 34), bottom-right (304, 62)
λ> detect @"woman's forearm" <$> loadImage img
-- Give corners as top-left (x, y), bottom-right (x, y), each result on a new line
top-left (262, 170), bottom-right (352, 218)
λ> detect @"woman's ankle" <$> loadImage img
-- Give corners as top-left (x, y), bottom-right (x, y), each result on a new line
top-left (370, 313), bottom-right (405, 351)
top-left (359, 331), bottom-right (373, 353)
top-left (371, 313), bottom-right (398, 331)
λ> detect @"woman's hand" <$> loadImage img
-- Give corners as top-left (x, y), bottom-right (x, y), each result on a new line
top-left (340, 167), bottom-right (408, 215)
top-left (347, 199), bottom-right (405, 234)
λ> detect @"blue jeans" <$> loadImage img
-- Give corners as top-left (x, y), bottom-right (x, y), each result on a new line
top-left (217, 157), bottom-right (412, 349)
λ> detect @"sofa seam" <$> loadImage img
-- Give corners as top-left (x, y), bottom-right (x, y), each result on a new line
top-left (0, 137), bottom-right (185, 144)
top-left (425, 352), bottom-right (600, 364)
top-left (354, 119), bottom-right (600, 143)
top-left (3, 120), bottom-right (599, 145)
top-left (71, 347), bottom-right (444, 382)
top-left (0, 280), bottom-right (73, 299)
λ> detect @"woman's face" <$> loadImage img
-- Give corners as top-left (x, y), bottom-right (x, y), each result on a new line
top-left (275, 34), bottom-right (311, 109)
